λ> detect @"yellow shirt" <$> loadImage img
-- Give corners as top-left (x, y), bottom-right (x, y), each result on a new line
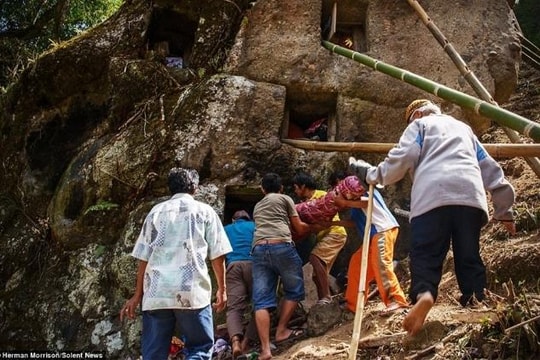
top-left (310, 189), bottom-right (347, 239)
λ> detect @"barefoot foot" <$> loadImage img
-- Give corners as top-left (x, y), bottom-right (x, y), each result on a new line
top-left (257, 352), bottom-right (272, 360)
top-left (402, 292), bottom-right (434, 336)
top-left (380, 302), bottom-right (408, 316)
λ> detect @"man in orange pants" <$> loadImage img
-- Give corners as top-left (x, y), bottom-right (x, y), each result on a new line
top-left (336, 188), bottom-right (408, 314)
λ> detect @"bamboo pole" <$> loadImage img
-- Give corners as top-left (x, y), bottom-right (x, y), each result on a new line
top-left (405, 0), bottom-right (540, 178)
top-left (282, 138), bottom-right (540, 159)
top-left (406, 0), bottom-right (494, 102)
top-left (349, 184), bottom-right (375, 360)
top-left (321, 40), bottom-right (540, 143)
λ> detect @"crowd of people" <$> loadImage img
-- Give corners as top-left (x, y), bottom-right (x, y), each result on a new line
top-left (119, 99), bottom-right (516, 360)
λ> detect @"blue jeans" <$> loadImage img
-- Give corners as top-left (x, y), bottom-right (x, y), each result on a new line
top-left (251, 242), bottom-right (305, 311)
top-left (142, 305), bottom-right (213, 360)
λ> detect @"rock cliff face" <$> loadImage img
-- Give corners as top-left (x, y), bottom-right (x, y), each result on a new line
top-left (0, 0), bottom-right (522, 356)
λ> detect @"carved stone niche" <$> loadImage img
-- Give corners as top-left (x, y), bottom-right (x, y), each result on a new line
top-left (146, 6), bottom-right (198, 68)
top-left (282, 92), bottom-right (338, 142)
top-left (321, 0), bottom-right (368, 52)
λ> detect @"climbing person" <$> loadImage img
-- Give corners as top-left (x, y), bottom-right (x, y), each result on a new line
top-left (292, 172), bottom-right (347, 305)
top-left (325, 169), bottom-right (351, 292)
top-left (333, 183), bottom-right (409, 314)
top-left (223, 209), bottom-right (258, 358)
top-left (294, 174), bottom-right (365, 224)
top-left (349, 98), bottom-right (516, 336)
top-left (251, 173), bottom-right (312, 360)
top-left (120, 167), bottom-right (232, 360)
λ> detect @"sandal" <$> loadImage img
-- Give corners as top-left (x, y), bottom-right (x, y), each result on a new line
top-left (274, 328), bottom-right (307, 345)
top-left (379, 302), bottom-right (408, 316)
top-left (316, 297), bottom-right (332, 305)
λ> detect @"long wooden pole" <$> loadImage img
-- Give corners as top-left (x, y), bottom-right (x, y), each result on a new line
top-left (349, 183), bottom-right (375, 360)
top-left (405, 0), bottom-right (540, 178)
top-left (282, 138), bottom-right (540, 159)
top-left (321, 40), bottom-right (540, 143)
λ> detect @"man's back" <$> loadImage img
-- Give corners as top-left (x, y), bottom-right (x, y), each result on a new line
top-left (224, 219), bottom-right (254, 265)
top-left (132, 193), bottom-right (231, 310)
top-left (253, 192), bottom-right (296, 243)
top-left (407, 114), bottom-right (487, 219)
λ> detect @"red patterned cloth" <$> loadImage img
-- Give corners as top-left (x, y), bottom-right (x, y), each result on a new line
top-left (295, 176), bottom-right (364, 223)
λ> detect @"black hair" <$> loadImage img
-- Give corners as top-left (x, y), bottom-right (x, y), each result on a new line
top-left (168, 167), bottom-right (199, 194)
top-left (261, 173), bottom-right (282, 193)
top-left (291, 172), bottom-right (317, 190)
top-left (232, 210), bottom-right (251, 221)
top-left (328, 170), bottom-right (347, 188)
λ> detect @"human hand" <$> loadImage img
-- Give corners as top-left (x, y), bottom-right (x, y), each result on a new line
top-left (334, 192), bottom-right (367, 210)
top-left (348, 157), bottom-right (372, 183)
top-left (212, 288), bottom-right (227, 312)
top-left (120, 295), bottom-right (141, 321)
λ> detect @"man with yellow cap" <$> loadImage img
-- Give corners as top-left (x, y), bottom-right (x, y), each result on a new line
top-left (349, 99), bottom-right (516, 337)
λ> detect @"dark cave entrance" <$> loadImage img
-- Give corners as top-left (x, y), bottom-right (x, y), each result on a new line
top-left (223, 186), bottom-right (264, 225)
top-left (147, 7), bottom-right (198, 68)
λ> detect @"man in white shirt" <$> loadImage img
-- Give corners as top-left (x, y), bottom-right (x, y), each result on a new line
top-left (120, 167), bottom-right (232, 359)
top-left (350, 99), bottom-right (515, 337)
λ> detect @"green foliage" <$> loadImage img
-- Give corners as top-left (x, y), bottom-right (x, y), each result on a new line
top-left (0, 0), bottom-right (122, 89)
top-left (515, 0), bottom-right (540, 47)
top-left (84, 200), bottom-right (120, 215)
top-left (62, 0), bottom-right (123, 39)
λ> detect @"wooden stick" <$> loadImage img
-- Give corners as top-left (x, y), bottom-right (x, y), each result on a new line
top-left (504, 314), bottom-right (540, 334)
top-left (358, 331), bottom-right (407, 348)
top-left (348, 184), bottom-right (375, 360)
top-left (281, 138), bottom-right (540, 159)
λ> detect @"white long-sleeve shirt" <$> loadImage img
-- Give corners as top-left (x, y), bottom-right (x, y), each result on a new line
top-left (366, 113), bottom-right (514, 222)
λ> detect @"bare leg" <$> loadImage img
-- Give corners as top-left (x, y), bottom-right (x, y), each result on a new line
top-left (231, 334), bottom-right (242, 357)
top-left (241, 336), bottom-right (250, 354)
top-left (310, 254), bottom-right (330, 301)
top-left (274, 299), bottom-right (299, 342)
top-left (255, 309), bottom-right (273, 360)
top-left (403, 291), bottom-right (434, 336)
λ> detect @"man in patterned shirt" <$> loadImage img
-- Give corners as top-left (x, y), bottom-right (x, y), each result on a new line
top-left (120, 167), bottom-right (232, 359)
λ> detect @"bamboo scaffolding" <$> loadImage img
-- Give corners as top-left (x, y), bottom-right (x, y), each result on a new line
top-left (519, 34), bottom-right (540, 63)
top-left (406, 0), bottom-right (540, 178)
top-left (513, 12), bottom-right (540, 71)
top-left (522, 43), bottom-right (540, 64)
top-left (321, 40), bottom-right (540, 143)
top-left (522, 46), bottom-right (540, 70)
top-left (282, 138), bottom-right (540, 159)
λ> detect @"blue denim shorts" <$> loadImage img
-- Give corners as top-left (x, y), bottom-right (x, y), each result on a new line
top-left (251, 242), bottom-right (305, 311)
